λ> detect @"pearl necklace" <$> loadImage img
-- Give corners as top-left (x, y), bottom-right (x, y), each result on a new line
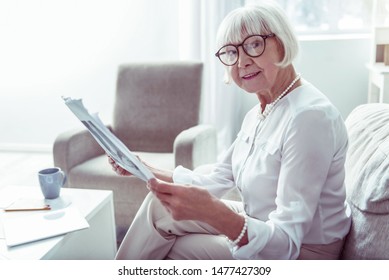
top-left (258, 73), bottom-right (301, 120)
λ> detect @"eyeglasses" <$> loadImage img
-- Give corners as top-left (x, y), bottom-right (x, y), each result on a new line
top-left (215, 34), bottom-right (275, 66)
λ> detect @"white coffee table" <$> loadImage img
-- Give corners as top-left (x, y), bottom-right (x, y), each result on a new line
top-left (0, 186), bottom-right (117, 260)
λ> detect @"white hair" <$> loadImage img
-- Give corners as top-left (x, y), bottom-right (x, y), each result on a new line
top-left (216, 1), bottom-right (299, 69)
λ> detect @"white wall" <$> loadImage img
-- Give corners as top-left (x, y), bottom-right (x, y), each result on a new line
top-left (0, 0), bottom-right (180, 151)
top-left (239, 35), bottom-right (371, 122)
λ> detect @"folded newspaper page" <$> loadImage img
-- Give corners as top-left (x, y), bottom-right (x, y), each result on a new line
top-left (62, 96), bottom-right (154, 182)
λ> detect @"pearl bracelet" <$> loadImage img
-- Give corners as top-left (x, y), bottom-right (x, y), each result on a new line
top-left (228, 214), bottom-right (248, 246)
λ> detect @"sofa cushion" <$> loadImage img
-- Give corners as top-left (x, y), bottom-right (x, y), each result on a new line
top-left (344, 104), bottom-right (389, 213)
top-left (341, 103), bottom-right (389, 259)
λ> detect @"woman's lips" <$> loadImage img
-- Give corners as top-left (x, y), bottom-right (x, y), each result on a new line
top-left (242, 71), bottom-right (261, 80)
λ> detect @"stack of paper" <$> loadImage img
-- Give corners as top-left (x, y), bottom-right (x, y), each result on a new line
top-left (2, 206), bottom-right (89, 247)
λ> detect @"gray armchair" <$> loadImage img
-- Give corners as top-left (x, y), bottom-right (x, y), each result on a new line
top-left (53, 62), bottom-right (217, 244)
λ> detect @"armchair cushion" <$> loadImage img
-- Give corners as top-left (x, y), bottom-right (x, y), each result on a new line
top-left (113, 62), bottom-right (203, 152)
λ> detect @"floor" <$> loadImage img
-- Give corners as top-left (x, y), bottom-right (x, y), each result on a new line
top-left (0, 151), bottom-right (54, 190)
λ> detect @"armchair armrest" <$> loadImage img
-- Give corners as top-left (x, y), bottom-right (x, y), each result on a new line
top-left (53, 125), bottom-right (112, 173)
top-left (173, 124), bottom-right (217, 170)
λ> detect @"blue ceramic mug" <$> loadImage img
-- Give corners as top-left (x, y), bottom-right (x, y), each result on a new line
top-left (38, 167), bottom-right (67, 199)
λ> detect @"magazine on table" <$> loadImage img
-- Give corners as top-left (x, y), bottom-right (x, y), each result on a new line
top-left (62, 96), bottom-right (154, 182)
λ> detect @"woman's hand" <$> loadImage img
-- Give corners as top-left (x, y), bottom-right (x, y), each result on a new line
top-left (148, 178), bottom-right (248, 245)
top-left (147, 178), bottom-right (218, 222)
top-left (108, 155), bottom-right (131, 176)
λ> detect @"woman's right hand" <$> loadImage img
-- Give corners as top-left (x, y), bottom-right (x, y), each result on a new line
top-left (108, 155), bottom-right (131, 176)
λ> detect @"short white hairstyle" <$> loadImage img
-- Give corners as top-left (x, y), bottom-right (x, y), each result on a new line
top-left (216, 1), bottom-right (299, 69)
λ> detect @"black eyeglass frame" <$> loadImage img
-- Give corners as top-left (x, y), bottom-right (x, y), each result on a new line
top-left (215, 33), bottom-right (276, 66)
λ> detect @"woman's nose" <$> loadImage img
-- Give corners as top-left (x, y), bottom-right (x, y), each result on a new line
top-left (237, 47), bottom-right (252, 68)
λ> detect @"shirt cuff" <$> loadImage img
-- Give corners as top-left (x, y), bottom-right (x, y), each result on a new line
top-left (172, 165), bottom-right (194, 185)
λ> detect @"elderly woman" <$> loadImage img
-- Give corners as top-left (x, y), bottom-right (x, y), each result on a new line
top-left (110, 1), bottom-right (351, 260)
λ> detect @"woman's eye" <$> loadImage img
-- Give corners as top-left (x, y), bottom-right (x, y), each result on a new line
top-left (248, 41), bottom-right (262, 49)
top-left (227, 50), bottom-right (237, 56)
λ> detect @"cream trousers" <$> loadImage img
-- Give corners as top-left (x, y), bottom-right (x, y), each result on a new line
top-left (116, 192), bottom-right (243, 260)
top-left (115, 192), bottom-right (344, 260)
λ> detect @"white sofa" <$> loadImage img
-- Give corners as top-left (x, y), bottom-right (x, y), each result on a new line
top-left (341, 103), bottom-right (389, 259)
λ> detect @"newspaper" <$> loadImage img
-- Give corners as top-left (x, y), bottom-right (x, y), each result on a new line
top-left (62, 96), bottom-right (154, 182)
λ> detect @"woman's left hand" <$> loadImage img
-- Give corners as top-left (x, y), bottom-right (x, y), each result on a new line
top-left (148, 178), bottom-right (248, 245)
top-left (147, 178), bottom-right (217, 223)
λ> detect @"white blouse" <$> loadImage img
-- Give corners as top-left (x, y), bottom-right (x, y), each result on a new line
top-left (173, 82), bottom-right (351, 259)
